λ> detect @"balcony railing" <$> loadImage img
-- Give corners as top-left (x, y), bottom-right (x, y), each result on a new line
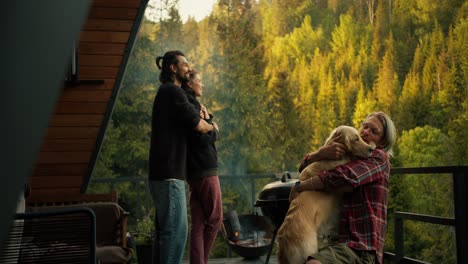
top-left (384, 166), bottom-right (467, 264)
top-left (90, 165), bottom-right (467, 263)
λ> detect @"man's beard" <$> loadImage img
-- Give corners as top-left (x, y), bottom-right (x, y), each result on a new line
top-left (175, 70), bottom-right (189, 83)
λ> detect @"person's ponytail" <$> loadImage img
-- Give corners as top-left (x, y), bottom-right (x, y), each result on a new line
top-left (155, 56), bottom-right (163, 69)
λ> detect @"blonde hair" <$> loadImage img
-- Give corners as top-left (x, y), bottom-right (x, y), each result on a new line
top-left (365, 111), bottom-right (397, 156)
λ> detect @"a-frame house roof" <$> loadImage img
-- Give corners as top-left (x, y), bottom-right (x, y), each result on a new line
top-left (29, 0), bottom-right (149, 201)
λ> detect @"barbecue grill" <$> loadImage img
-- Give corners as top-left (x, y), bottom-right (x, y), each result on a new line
top-left (221, 213), bottom-right (275, 259)
top-left (254, 172), bottom-right (297, 263)
top-left (255, 172), bottom-right (297, 227)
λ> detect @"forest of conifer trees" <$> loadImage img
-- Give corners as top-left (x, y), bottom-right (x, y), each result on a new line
top-left (90, 0), bottom-right (467, 262)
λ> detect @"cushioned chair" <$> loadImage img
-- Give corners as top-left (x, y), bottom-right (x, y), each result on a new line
top-left (0, 207), bottom-right (97, 264)
top-left (86, 202), bottom-right (131, 264)
top-left (26, 193), bottom-right (131, 264)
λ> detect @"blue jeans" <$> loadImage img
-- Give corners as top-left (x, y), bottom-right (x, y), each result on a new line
top-left (149, 179), bottom-right (188, 264)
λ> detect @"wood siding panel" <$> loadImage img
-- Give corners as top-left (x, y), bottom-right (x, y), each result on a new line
top-left (79, 66), bottom-right (119, 79)
top-left (36, 152), bottom-right (93, 164)
top-left (83, 19), bottom-right (134, 31)
top-left (54, 102), bottom-right (108, 114)
top-left (27, 192), bottom-right (118, 205)
top-left (31, 176), bottom-right (84, 189)
top-left (93, 0), bottom-right (141, 8)
top-left (31, 0), bottom-right (147, 198)
top-left (66, 79), bottom-right (115, 91)
top-left (41, 139), bottom-right (96, 152)
top-left (58, 90), bottom-right (112, 102)
top-left (88, 7), bottom-right (137, 20)
top-left (29, 188), bottom-right (81, 197)
top-left (50, 115), bottom-right (104, 127)
top-left (79, 55), bottom-right (122, 67)
top-left (79, 43), bottom-right (126, 55)
top-left (33, 164), bottom-right (89, 176)
top-left (44, 127), bottom-right (100, 139)
top-left (80, 31), bottom-right (130, 43)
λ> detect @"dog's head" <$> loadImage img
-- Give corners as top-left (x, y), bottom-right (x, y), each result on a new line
top-left (326, 125), bottom-right (375, 158)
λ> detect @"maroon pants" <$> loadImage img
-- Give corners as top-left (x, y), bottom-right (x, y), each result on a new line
top-left (188, 176), bottom-right (223, 264)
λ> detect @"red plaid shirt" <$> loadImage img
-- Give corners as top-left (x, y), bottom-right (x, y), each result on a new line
top-left (301, 148), bottom-right (390, 264)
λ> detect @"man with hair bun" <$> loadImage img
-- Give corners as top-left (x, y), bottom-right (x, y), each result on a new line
top-left (149, 50), bottom-right (215, 264)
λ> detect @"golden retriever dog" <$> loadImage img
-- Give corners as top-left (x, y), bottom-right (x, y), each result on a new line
top-left (277, 126), bottom-right (375, 264)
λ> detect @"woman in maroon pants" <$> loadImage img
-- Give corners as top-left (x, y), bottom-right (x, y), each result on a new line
top-left (182, 70), bottom-right (223, 264)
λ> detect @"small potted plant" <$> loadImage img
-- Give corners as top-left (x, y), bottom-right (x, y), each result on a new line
top-left (135, 215), bottom-right (155, 264)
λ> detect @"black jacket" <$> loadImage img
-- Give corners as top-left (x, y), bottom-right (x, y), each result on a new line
top-left (149, 82), bottom-right (200, 181)
top-left (182, 86), bottom-right (219, 180)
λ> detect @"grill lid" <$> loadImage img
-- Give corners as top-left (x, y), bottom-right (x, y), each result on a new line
top-left (256, 172), bottom-right (298, 203)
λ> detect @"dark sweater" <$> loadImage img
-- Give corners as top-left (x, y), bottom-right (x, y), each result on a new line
top-left (149, 82), bottom-right (201, 181)
top-left (182, 86), bottom-right (219, 180)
